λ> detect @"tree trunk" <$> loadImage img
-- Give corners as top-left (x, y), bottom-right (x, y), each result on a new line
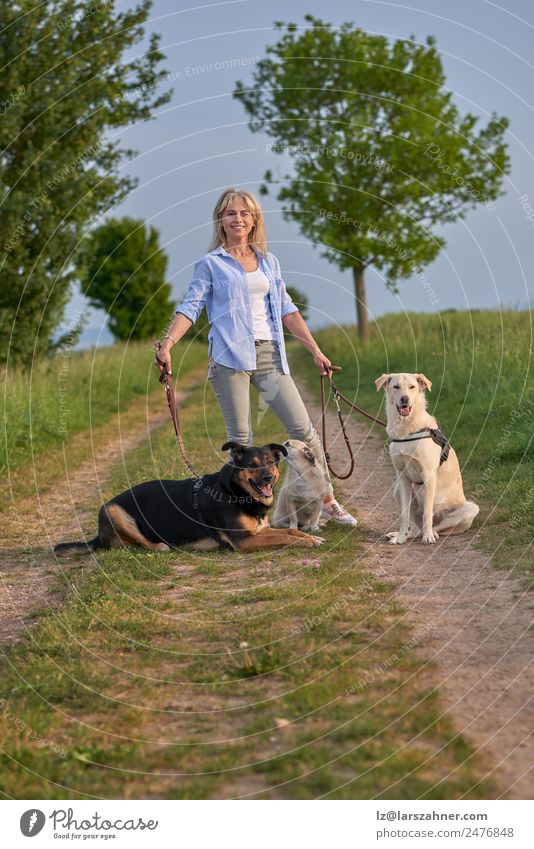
top-left (352, 265), bottom-right (369, 344)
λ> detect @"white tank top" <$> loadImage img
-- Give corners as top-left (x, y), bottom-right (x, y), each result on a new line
top-left (246, 267), bottom-right (276, 340)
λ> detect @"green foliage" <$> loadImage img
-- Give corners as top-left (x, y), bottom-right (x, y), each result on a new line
top-left (0, 0), bottom-right (172, 365)
top-left (79, 217), bottom-right (175, 341)
top-left (234, 16), bottom-right (510, 337)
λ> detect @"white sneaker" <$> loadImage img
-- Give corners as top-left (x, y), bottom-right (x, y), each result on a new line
top-left (320, 499), bottom-right (358, 527)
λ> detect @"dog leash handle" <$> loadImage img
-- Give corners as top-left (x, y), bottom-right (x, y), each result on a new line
top-left (154, 340), bottom-right (171, 385)
top-left (153, 341), bottom-right (199, 478)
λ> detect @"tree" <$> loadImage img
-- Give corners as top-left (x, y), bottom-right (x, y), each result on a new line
top-left (234, 16), bottom-right (510, 343)
top-left (79, 217), bottom-right (175, 341)
top-left (0, 0), bottom-right (172, 364)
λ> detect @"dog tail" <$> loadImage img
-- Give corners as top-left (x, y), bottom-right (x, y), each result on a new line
top-left (53, 537), bottom-right (102, 557)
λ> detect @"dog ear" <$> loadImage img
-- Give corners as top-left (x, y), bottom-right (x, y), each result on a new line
top-left (302, 446), bottom-right (316, 465)
top-left (221, 442), bottom-right (248, 463)
top-left (266, 443), bottom-right (288, 463)
top-left (375, 373), bottom-right (391, 391)
top-left (415, 374), bottom-right (432, 392)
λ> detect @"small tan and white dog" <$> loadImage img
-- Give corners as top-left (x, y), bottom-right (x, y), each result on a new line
top-left (375, 372), bottom-right (479, 544)
top-left (270, 439), bottom-right (329, 533)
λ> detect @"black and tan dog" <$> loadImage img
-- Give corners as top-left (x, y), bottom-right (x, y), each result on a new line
top-left (54, 442), bottom-right (325, 556)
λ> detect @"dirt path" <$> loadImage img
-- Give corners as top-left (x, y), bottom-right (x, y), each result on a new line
top-left (299, 381), bottom-right (534, 800)
top-left (2, 366), bottom-right (532, 798)
top-left (0, 383), bottom-right (196, 643)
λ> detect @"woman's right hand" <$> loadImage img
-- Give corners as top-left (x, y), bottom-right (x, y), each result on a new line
top-left (155, 341), bottom-right (172, 377)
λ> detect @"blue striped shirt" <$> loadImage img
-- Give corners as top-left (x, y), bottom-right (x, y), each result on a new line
top-left (176, 245), bottom-right (299, 374)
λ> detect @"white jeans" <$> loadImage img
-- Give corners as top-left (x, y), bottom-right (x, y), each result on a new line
top-left (208, 341), bottom-right (334, 497)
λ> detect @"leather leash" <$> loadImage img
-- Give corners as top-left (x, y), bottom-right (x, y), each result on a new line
top-left (155, 343), bottom-right (386, 484)
top-left (155, 345), bottom-right (234, 549)
top-left (154, 342), bottom-right (199, 478)
top-left (320, 365), bottom-right (387, 480)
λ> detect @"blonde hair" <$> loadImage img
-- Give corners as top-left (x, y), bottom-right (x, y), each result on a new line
top-left (208, 188), bottom-right (268, 256)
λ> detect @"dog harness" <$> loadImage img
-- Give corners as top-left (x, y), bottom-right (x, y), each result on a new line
top-left (389, 427), bottom-right (450, 466)
top-left (191, 476), bottom-right (234, 550)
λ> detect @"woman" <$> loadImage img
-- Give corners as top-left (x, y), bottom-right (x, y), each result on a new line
top-left (155, 188), bottom-right (357, 527)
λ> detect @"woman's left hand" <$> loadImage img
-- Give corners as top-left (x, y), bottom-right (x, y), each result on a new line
top-left (312, 350), bottom-right (332, 375)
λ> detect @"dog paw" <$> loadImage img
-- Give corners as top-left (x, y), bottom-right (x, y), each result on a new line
top-left (293, 534), bottom-right (325, 548)
top-left (388, 532), bottom-right (408, 545)
top-left (309, 535), bottom-right (325, 546)
top-left (155, 543), bottom-right (171, 552)
top-left (421, 530), bottom-right (439, 544)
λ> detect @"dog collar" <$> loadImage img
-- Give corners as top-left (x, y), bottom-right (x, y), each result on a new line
top-left (389, 427), bottom-right (450, 466)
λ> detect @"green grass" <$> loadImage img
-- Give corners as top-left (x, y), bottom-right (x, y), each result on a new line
top-left (0, 339), bottom-right (207, 478)
top-left (0, 372), bottom-right (493, 799)
top-left (0, 339), bottom-right (207, 504)
top-left (291, 309), bottom-right (533, 578)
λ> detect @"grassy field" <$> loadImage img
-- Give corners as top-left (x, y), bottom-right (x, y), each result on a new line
top-left (292, 310), bottom-right (533, 579)
top-left (0, 355), bottom-right (492, 799)
top-left (0, 339), bottom-right (207, 504)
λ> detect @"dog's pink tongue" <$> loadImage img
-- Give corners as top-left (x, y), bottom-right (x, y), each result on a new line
top-left (261, 483), bottom-right (273, 497)
top-left (400, 406), bottom-right (410, 417)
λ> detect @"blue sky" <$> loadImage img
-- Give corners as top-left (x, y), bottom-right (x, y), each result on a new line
top-left (67, 0), bottom-right (534, 346)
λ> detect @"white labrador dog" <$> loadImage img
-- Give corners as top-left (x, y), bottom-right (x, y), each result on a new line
top-left (375, 372), bottom-right (479, 544)
top-left (271, 439), bottom-right (329, 533)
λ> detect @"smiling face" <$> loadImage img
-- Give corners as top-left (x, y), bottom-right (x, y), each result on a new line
top-left (221, 199), bottom-right (255, 243)
top-left (238, 451), bottom-right (279, 504)
top-left (375, 372), bottom-right (432, 419)
top-left (221, 442), bottom-right (287, 506)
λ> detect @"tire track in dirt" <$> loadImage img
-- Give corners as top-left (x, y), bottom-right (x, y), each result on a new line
top-left (300, 380), bottom-right (534, 800)
top-left (0, 383), bottom-right (198, 643)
